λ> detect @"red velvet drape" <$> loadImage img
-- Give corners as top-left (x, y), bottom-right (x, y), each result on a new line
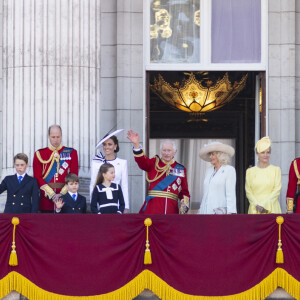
top-left (0, 214), bottom-right (298, 297)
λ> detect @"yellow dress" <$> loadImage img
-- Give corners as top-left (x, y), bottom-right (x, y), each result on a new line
top-left (245, 165), bottom-right (282, 214)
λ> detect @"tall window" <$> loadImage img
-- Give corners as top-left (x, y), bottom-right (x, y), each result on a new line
top-left (212, 0), bottom-right (261, 63)
top-left (150, 0), bottom-right (200, 63)
top-left (148, 0), bottom-right (262, 66)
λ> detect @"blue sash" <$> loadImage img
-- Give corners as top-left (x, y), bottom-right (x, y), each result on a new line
top-left (44, 148), bottom-right (73, 183)
top-left (142, 163), bottom-right (184, 212)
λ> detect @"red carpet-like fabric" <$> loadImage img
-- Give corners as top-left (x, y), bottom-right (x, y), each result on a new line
top-left (0, 214), bottom-right (299, 299)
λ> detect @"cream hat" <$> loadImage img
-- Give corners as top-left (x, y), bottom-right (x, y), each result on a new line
top-left (199, 142), bottom-right (235, 162)
top-left (255, 136), bottom-right (271, 153)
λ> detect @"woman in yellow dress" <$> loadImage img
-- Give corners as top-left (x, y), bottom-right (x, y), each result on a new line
top-left (245, 137), bottom-right (282, 214)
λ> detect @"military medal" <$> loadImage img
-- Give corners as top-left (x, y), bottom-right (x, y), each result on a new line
top-left (62, 162), bottom-right (69, 169)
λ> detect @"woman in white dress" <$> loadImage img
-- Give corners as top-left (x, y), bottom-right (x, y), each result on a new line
top-left (90, 133), bottom-right (129, 212)
top-left (198, 142), bottom-right (236, 215)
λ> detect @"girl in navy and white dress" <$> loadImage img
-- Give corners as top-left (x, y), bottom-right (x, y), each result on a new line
top-left (91, 163), bottom-right (125, 214)
top-left (90, 133), bottom-right (129, 212)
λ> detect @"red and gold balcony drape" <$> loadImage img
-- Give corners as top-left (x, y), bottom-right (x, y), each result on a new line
top-left (0, 214), bottom-right (300, 299)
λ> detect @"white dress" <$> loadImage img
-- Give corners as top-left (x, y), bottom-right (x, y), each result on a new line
top-left (90, 155), bottom-right (129, 209)
top-left (198, 165), bottom-right (237, 214)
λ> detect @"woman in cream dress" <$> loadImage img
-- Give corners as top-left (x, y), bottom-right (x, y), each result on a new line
top-left (90, 131), bottom-right (129, 212)
top-left (198, 142), bottom-right (237, 215)
top-left (245, 137), bottom-right (281, 214)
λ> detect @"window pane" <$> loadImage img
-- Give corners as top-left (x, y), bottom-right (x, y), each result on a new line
top-left (150, 0), bottom-right (200, 63)
top-left (212, 0), bottom-right (261, 63)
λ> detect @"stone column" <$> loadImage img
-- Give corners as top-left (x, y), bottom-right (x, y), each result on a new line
top-left (116, 0), bottom-right (144, 212)
top-left (1, 0), bottom-right (100, 182)
top-left (268, 0), bottom-right (296, 211)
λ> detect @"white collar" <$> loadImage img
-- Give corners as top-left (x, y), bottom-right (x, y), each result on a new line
top-left (68, 191), bottom-right (78, 198)
top-left (16, 173), bottom-right (26, 178)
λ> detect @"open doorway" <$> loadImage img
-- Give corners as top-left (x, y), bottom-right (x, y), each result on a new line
top-left (146, 71), bottom-right (264, 213)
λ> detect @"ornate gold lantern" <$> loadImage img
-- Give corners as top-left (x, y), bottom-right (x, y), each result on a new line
top-left (150, 72), bottom-right (248, 119)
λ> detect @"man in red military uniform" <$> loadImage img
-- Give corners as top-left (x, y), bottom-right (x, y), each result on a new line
top-left (127, 130), bottom-right (190, 214)
top-left (286, 158), bottom-right (300, 213)
top-left (33, 125), bottom-right (79, 212)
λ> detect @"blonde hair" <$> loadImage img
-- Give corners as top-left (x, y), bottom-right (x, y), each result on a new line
top-left (216, 151), bottom-right (231, 165)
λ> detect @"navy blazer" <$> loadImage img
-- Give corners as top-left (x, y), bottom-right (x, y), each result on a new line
top-left (57, 193), bottom-right (87, 214)
top-left (0, 174), bottom-right (40, 213)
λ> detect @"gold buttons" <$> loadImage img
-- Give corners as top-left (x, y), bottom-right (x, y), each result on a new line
top-left (79, 208), bottom-right (81, 210)
top-left (22, 195), bottom-right (24, 198)
top-left (21, 203), bottom-right (23, 206)
top-left (13, 195), bottom-right (16, 197)
top-left (12, 203), bottom-right (15, 205)
top-left (72, 208), bottom-right (75, 210)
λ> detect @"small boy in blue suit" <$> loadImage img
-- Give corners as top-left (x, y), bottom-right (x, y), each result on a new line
top-left (54, 173), bottom-right (86, 213)
top-left (0, 153), bottom-right (40, 213)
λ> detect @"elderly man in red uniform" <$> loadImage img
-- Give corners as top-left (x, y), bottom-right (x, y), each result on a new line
top-left (33, 125), bottom-right (79, 212)
top-left (127, 130), bottom-right (190, 214)
top-left (286, 158), bottom-right (300, 213)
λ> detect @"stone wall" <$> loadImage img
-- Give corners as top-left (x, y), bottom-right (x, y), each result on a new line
top-left (268, 0), bottom-right (297, 211)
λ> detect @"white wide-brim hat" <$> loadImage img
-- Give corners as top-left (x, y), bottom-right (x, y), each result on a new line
top-left (199, 142), bottom-right (235, 162)
top-left (95, 129), bottom-right (124, 150)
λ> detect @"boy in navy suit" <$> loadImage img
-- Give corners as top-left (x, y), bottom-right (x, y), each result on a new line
top-left (0, 153), bottom-right (40, 213)
top-left (54, 173), bottom-right (86, 213)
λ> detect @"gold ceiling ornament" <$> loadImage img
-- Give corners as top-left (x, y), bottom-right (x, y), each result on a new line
top-left (150, 72), bottom-right (248, 116)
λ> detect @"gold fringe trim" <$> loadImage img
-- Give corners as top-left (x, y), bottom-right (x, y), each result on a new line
top-left (0, 268), bottom-right (300, 299)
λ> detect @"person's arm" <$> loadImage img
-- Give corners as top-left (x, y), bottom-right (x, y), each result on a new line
top-left (69, 149), bottom-right (79, 175)
top-left (286, 160), bottom-right (298, 213)
top-left (33, 151), bottom-right (55, 200)
top-left (117, 185), bottom-right (125, 214)
top-left (127, 130), bottom-right (154, 172)
top-left (31, 178), bottom-right (40, 213)
top-left (54, 198), bottom-right (65, 213)
top-left (0, 177), bottom-right (8, 194)
top-left (265, 167), bottom-right (282, 206)
top-left (178, 168), bottom-right (190, 214)
top-left (225, 166), bottom-right (237, 214)
top-left (127, 130), bottom-right (140, 149)
top-left (245, 168), bottom-right (259, 210)
top-left (90, 160), bottom-right (100, 202)
top-left (91, 186), bottom-right (99, 214)
top-left (120, 160), bottom-right (129, 210)
top-left (82, 197), bottom-right (87, 213)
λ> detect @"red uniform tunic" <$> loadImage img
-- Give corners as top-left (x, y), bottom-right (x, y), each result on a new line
top-left (33, 145), bottom-right (79, 211)
top-left (134, 150), bottom-right (190, 214)
top-left (286, 158), bottom-right (300, 213)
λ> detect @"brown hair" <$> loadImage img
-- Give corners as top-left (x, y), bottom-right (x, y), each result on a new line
top-left (103, 135), bottom-right (119, 153)
top-left (65, 173), bottom-right (79, 184)
top-left (14, 153), bottom-right (28, 164)
top-left (95, 163), bottom-right (114, 185)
